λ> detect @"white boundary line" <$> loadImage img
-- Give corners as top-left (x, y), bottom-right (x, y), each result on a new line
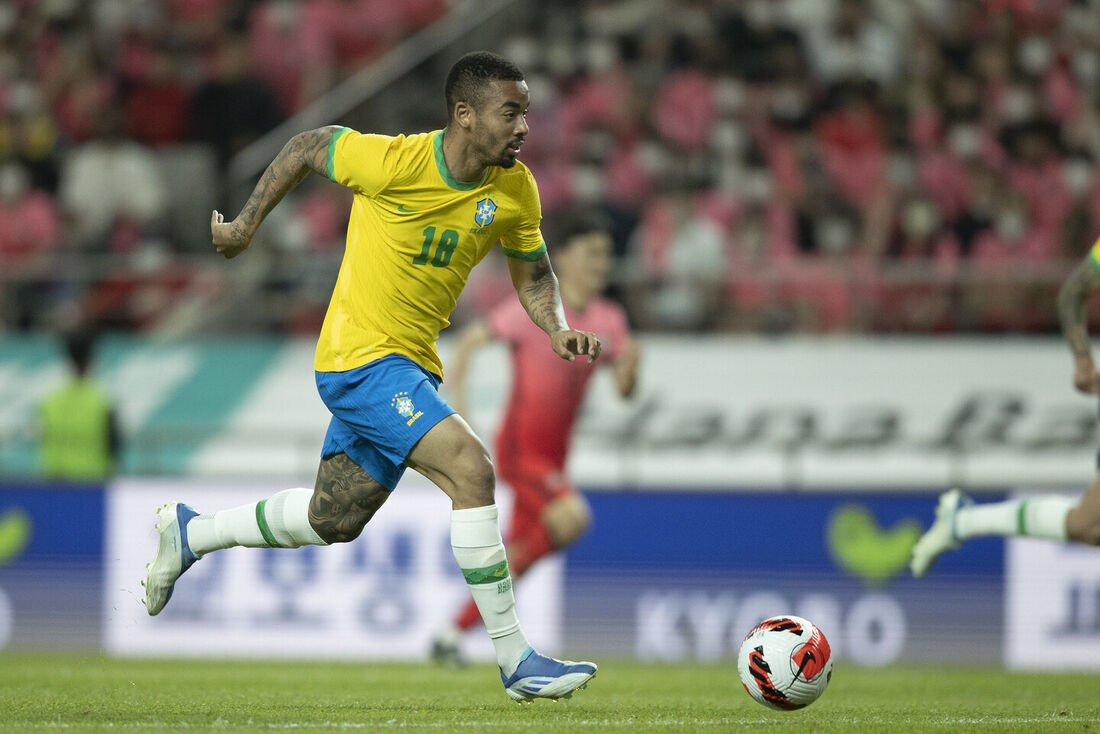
top-left (6, 715), bottom-right (1100, 729)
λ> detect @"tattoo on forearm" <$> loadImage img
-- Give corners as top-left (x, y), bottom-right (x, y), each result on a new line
top-left (237, 128), bottom-right (333, 236)
top-left (308, 452), bottom-right (390, 543)
top-left (1058, 261), bottom-right (1100, 358)
top-left (519, 256), bottom-right (568, 335)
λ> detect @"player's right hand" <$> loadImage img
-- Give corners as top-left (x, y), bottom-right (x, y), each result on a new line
top-left (551, 329), bottom-right (601, 364)
top-left (211, 210), bottom-right (252, 259)
top-left (1072, 356), bottom-right (1100, 394)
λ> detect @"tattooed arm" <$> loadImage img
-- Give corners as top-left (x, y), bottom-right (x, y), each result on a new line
top-left (211, 126), bottom-right (342, 259)
top-left (507, 253), bottom-right (602, 363)
top-left (1057, 255), bottom-right (1100, 394)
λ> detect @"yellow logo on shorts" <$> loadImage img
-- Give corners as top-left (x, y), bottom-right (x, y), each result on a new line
top-left (392, 391), bottom-right (423, 426)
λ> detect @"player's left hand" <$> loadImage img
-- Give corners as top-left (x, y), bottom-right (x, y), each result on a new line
top-left (551, 329), bottom-right (601, 364)
top-left (1072, 355), bottom-right (1100, 394)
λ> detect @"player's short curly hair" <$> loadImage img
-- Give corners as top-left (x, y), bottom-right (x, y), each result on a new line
top-left (444, 51), bottom-right (524, 120)
top-left (552, 210), bottom-right (613, 248)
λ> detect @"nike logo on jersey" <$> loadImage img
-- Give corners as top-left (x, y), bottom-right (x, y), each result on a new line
top-left (397, 204), bottom-right (416, 213)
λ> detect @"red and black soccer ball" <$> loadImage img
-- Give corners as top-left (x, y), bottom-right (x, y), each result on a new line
top-left (737, 615), bottom-right (833, 710)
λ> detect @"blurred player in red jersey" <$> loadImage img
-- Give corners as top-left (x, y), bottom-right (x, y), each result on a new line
top-left (432, 211), bottom-right (639, 666)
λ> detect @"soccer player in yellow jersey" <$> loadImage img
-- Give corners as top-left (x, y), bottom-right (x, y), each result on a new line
top-left (911, 236), bottom-right (1100, 577)
top-left (142, 52), bottom-right (599, 702)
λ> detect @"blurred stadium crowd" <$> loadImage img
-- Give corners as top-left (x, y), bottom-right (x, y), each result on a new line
top-left (2, 0), bottom-right (1100, 336)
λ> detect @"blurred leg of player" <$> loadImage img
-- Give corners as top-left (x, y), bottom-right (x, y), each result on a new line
top-left (144, 427), bottom-right (595, 700)
top-left (432, 464), bottom-right (590, 668)
top-left (142, 489), bottom-right (333, 615)
top-left (142, 452), bottom-right (384, 615)
top-left (909, 477), bottom-right (1099, 577)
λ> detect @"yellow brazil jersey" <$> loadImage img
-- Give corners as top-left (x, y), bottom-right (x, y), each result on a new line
top-left (1090, 236), bottom-right (1100, 270)
top-left (317, 127), bottom-right (546, 377)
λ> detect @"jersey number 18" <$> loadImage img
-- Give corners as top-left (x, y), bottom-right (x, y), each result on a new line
top-left (413, 226), bottom-right (458, 268)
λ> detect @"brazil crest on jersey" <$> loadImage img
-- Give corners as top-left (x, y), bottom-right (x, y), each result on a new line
top-left (318, 127), bottom-right (547, 376)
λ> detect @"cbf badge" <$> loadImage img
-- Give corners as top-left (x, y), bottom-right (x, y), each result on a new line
top-left (392, 391), bottom-right (423, 426)
top-left (474, 197), bottom-right (497, 227)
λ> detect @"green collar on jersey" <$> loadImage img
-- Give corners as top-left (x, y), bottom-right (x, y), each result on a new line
top-left (434, 129), bottom-right (488, 191)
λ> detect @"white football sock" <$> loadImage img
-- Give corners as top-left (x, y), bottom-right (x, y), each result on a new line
top-left (450, 504), bottom-right (530, 675)
top-left (954, 501), bottom-right (1016, 539)
top-left (187, 488), bottom-right (327, 556)
top-left (955, 496), bottom-right (1073, 541)
top-left (1016, 496), bottom-right (1074, 540)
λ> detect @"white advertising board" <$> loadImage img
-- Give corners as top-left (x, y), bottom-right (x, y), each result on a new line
top-left (568, 337), bottom-right (1099, 490)
top-left (1006, 493), bottom-right (1100, 670)
top-left (188, 336), bottom-right (1100, 489)
top-left (105, 477), bottom-right (561, 660)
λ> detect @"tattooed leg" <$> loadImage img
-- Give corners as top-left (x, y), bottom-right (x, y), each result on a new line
top-left (308, 453), bottom-right (391, 543)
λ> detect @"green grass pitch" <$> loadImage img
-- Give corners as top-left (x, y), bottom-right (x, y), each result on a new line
top-left (2, 653), bottom-right (1099, 732)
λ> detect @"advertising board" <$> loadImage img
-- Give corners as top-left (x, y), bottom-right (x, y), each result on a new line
top-left (564, 491), bottom-right (1005, 664)
top-left (0, 485), bottom-right (104, 649)
top-left (1006, 493), bottom-right (1100, 670)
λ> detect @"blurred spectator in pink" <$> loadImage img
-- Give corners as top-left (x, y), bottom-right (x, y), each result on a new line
top-left (652, 68), bottom-right (715, 152)
top-left (554, 34), bottom-right (638, 160)
top-left (970, 193), bottom-right (1054, 265)
top-left (815, 80), bottom-right (888, 213)
top-left (247, 0), bottom-right (448, 115)
top-left (248, 0), bottom-right (335, 115)
top-left (0, 160), bottom-right (61, 333)
top-left (58, 107), bottom-right (167, 251)
top-left (876, 194), bottom-right (960, 332)
top-left (122, 43), bottom-right (192, 147)
top-left (630, 182), bottom-right (727, 331)
top-left (600, 134), bottom-right (665, 211)
top-left (0, 161), bottom-right (59, 262)
top-left (165, 0), bottom-right (234, 43)
top-left (724, 196), bottom-right (800, 333)
top-left (36, 12), bottom-right (117, 146)
top-left (780, 206), bottom-right (866, 332)
top-left (967, 191), bottom-right (1051, 330)
top-left (327, 0), bottom-right (437, 69)
top-left (1002, 118), bottom-right (1072, 238)
top-left (916, 121), bottom-right (984, 225)
top-left (968, 41), bottom-right (1015, 135)
top-left (51, 70), bottom-right (116, 146)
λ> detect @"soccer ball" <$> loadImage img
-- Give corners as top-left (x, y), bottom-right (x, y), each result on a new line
top-left (737, 615), bottom-right (833, 710)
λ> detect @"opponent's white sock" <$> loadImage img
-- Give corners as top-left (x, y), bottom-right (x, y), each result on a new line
top-left (436, 625), bottom-right (462, 648)
top-left (954, 501), bottom-right (1016, 539)
top-left (450, 504), bottom-right (530, 675)
top-left (955, 496), bottom-right (1074, 541)
top-left (187, 488), bottom-right (328, 555)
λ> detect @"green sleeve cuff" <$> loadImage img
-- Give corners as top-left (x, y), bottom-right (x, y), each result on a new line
top-left (1089, 248), bottom-right (1100, 273)
top-left (501, 242), bottom-right (547, 261)
top-left (326, 127), bottom-right (351, 182)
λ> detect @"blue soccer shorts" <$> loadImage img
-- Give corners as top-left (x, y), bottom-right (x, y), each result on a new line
top-left (315, 354), bottom-right (455, 490)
